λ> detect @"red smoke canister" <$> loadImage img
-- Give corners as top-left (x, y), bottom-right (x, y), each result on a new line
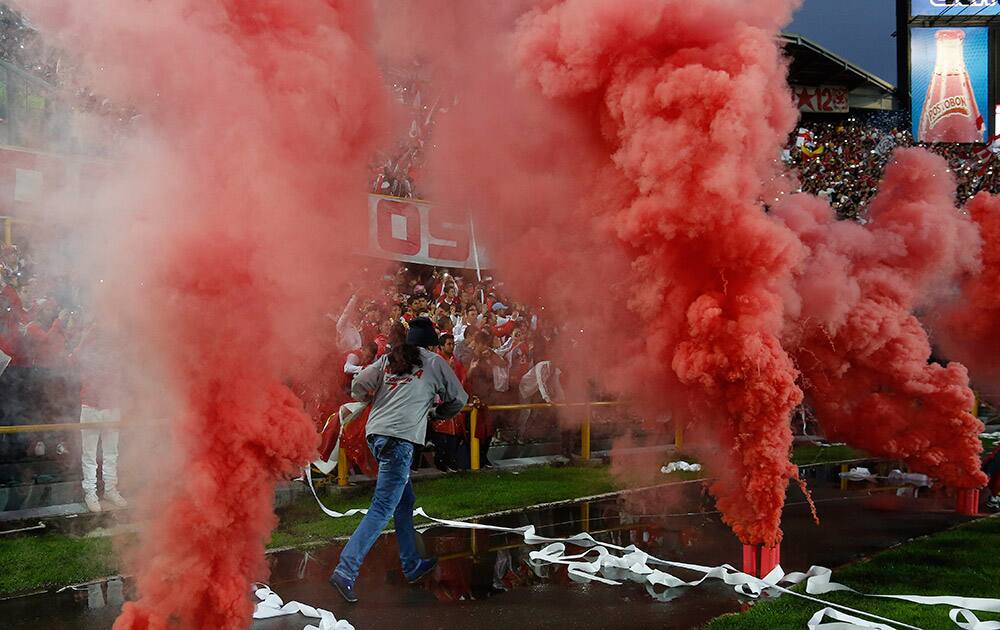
top-left (956, 488), bottom-right (980, 515)
top-left (742, 543), bottom-right (781, 578)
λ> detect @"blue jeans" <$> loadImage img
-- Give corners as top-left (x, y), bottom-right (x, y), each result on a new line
top-left (333, 435), bottom-right (421, 583)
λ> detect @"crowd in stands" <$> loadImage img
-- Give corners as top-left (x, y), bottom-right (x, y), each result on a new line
top-left (0, 5), bottom-right (137, 154)
top-left (785, 116), bottom-right (1000, 221)
top-left (0, 241), bottom-right (129, 512)
top-left (369, 65), bottom-right (451, 200)
top-left (1, 8), bottom-right (996, 502)
top-left (303, 264), bottom-right (569, 476)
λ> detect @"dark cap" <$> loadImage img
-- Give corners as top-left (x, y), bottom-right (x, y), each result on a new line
top-left (406, 317), bottom-right (440, 347)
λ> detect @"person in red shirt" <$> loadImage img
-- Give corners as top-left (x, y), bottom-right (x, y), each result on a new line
top-left (22, 299), bottom-right (69, 369)
top-left (437, 283), bottom-right (459, 311)
top-left (337, 341), bottom-right (379, 477)
top-left (490, 303), bottom-right (515, 339)
top-left (431, 334), bottom-right (467, 471)
top-left (0, 284), bottom-right (26, 364)
top-left (464, 330), bottom-right (503, 468)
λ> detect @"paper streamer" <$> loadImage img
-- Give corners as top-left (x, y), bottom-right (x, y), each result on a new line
top-left (259, 404), bottom-right (1000, 630)
top-left (253, 584), bottom-right (354, 630)
top-left (661, 461), bottom-right (702, 474)
top-left (808, 607), bottom-right (897, 630)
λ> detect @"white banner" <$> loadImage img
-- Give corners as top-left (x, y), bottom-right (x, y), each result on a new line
top-left (366, 194), bottom-right (488, 270)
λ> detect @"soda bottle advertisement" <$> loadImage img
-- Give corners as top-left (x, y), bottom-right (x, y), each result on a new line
top-left (911, 27), bottom-right (988, 144)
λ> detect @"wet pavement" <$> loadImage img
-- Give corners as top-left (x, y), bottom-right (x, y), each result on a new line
top-left (0, 461), bottom-right (977, 630)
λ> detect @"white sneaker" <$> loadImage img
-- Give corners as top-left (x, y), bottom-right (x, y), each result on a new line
top-left (84, 493), bottom-right (102, 513)
top-left (33, 441), bottom-right (45, 457)
top-left (104, 489), bottom-right (128, 508)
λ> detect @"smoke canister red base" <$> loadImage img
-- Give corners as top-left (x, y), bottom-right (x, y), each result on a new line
top-left (742, 543), bottom-right (781, 578)
top-left (956, 489), bottom-right (980, 515)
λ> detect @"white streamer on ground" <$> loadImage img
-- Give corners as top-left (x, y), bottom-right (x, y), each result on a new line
top-left (253, 584), bottom-right (353, 630)
top-left (661, 461), bottom-right (702, 474)
top-left (252, 404), bottom-right (1000, 630)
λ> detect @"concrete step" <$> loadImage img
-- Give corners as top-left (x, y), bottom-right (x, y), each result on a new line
top-left (0, 480), bottom-right (82, 513)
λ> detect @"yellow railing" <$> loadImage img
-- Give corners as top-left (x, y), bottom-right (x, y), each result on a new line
top-left (331, 400), bottom-right (629, 485)
top-left (0, 400), bottom-right (635, 482)
top-left (0, 216), bottom-right (35, 246)
top-left (464, 400), bottom-right (626, 472)
top-left (0, 420), bottom-right (124, 433)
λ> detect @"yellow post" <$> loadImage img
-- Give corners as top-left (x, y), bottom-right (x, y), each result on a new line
top-left (337, 447), bottom-right (348, 487)
top-left (675, 421), bottom-right (684, 450)
top-left (840, 463), bottom-right (849, 492)
top-left (470, 525), bottom-right (478, 556)
top-left (580, 501), bottom-right (591, 532)
top-left (972, 393), bottom-right (980, 418)
top-left (3, 219), bottom-right (11, 246)
top-left (581, 403), bottom-right (591, 460)
top-left (470, 407), bottom-right (480, 471)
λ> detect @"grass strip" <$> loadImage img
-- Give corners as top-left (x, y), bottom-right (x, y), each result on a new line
top-left (0, 534), bottom-right (116, 596)
top-left (703, 515), bottom-right (1000, 630)
top-left (0, 464), bottom-right (625, 597)
top-left (790, 444), bottom-right (868, 466)
top-left (270, 464), bottom-right (622, 548)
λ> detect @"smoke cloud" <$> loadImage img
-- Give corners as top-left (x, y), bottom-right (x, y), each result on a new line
top-left (930, 191), bottom-right (1000, 403)
top-left (774, 148), bottom-right (986, 490)
top-left (387, 0), bottom-right (988, 546)
top-left (15, 1), bottom-right (386, 628)
top-left (384, 0), bottom-right (806, 546)
top-left (14, 3), bottom-right (993, 620)
top-left (507, 0), bottom-right (808, 547)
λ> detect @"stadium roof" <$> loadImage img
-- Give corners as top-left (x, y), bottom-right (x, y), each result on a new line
top-left (781, 32), bottom-right (896, 95)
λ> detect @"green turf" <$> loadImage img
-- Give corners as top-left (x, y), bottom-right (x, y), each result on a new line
top-left (703, 516), bottom-right (1000, 630)
top-left (667, 444), bottom-right (869, 472)
top-left (0, 464), bottom-right (625, 596)
top-left (0, 534), bottom-right (117, 595)
top-left (270, 464), bottom-right (622, 547)
top-left (790, 444), bottom-right (868, 466)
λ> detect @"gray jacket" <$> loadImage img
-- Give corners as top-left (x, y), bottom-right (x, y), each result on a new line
top-left (351, 348), bottom-right (469, 445)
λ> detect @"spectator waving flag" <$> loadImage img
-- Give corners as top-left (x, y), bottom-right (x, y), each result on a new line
top-left (795, 127), bottom-right (814, 148)
top-left (974, 133), bottom-right (1000, 160)
top-left (875, 135), bottom-right (896, 157)
top-left (796, 126), bottom-right (824, 158)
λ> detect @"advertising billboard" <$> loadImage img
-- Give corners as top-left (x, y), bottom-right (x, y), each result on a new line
top-left (911, 27), bottom-right (989, 142)
top-left (912, 1), bottom-right (1000, 16)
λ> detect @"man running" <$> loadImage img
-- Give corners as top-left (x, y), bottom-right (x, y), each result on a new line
top-left (329, 317), bottom-right (468, 602)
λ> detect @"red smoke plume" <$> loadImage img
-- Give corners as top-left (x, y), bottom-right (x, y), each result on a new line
top-left (18, 1), bottom-right (385, 628)
top-left (379, 0), bottom-right (808, 545)
top-left (509, 0), bottom-right (807, 547)
top-left (774, 148), bottom-right (986, 489)
top-left (376, 0), bottom-right (636, 400)
top-left (411, 0), bottom-right (803, 546)
top-left (382, 0), bottom-right (806, 545)
top-left (931, 192), bottom-right (1000, 402)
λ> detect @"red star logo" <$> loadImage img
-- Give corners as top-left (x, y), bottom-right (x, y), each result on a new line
top-left (795, 86), bottom-right (815, 110)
